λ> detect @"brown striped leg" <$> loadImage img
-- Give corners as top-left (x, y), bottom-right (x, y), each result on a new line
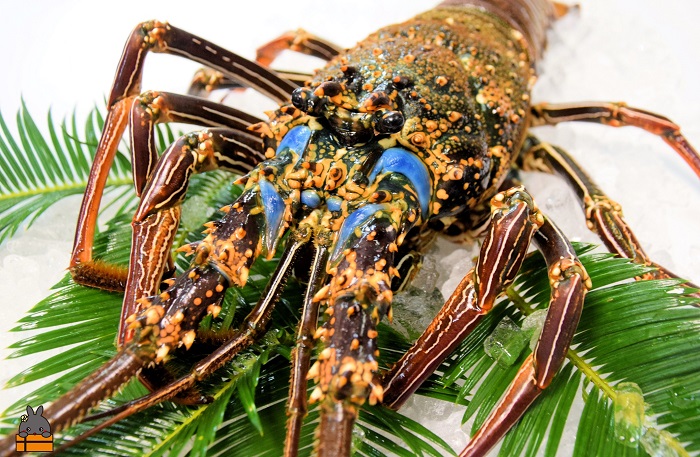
top-left (530, 101), bottom-right (700, 179)
top-left (283, 239), bottom-right (330, 457)
top-left (460, 220), bottom-right (588, 457)
top-left (70, 20), bottom-right (295, 283)
top-left (255, 29), bottom-right (343, 67)
top-left (381, 187), bottom-right (588, 456)
top-left (188, 68), bottom-right (310, 96)
top-left (72, 91), bottom-right (264, 291)
top-left (382, 186), bottom-right (544, 409)
top-left (188, 28), bottom-right (340, 97)
top-left (519, 135), bottom-right (700, 295)
top-left (119, 127), bottom-right (263, 346)
top-left (129, 91), bottom-right (264, 194)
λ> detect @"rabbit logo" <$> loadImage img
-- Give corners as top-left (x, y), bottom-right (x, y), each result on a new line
top-left (15, 405), bottom-right (53, 452)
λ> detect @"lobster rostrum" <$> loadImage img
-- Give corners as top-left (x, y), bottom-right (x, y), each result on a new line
top-left (1, 0), bottom-right (699, 456)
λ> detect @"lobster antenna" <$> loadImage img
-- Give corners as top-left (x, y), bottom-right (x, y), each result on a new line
top-left (52, 228), bottom-right (311, 454)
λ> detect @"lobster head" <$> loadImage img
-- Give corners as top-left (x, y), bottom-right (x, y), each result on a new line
top-left (284, 32), bottom-right (498, 224)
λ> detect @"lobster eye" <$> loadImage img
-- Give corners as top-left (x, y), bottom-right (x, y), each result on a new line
top-left (291, 88), bottom-right (307, 111)
top-left (291, 87), bottom-right (325, 115)
top-left (374, 110), bottom-right (405, 134)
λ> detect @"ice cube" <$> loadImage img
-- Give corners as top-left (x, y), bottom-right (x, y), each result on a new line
top-left (614, 382), bottom-right (646, 447)
top-left (521, 309), bottom-right (548, 350)
top-left (641, 428), bottom-right (689, 457)
top-left (483, 316), bottom-right (528, 368)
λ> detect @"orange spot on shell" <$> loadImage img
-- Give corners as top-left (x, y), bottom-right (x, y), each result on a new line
top-left (410, 133), bottom-right (426, 146)
top-left (448, 111), bottom-right (463, 122)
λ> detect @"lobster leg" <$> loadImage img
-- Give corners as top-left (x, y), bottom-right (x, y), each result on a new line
top-left (51, 228), bottom-right (311, 453)
top-left (72, 92), bottom-right (264, 292)
top-left (519, 135), bottom-right (700, 295)
top-left (530, 101), bottom-right (700, 179)
top-left (189, 69), bottom-right (310, 96)
top-left (70, 20), bottom-right (295, 282)
top-left (255, 29), bottom-right (343, 67)
top-left (120, 127), bottom-right (266, 345)
top-left (382, 186), bottom-right (545, 409)
top-left (189, 29), bottom-right (340, 96)
top-left (129, 91), bottom-right (264, 195)
top-left (460, 220), bottom-right (587, 457)
top-left (284, 238), bottom-right (330, 457)
top-left (383, 187), bottom-right (588, 457)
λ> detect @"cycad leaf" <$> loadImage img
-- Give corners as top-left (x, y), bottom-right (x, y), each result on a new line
top-left (0, 106), bottom-right (177, 244)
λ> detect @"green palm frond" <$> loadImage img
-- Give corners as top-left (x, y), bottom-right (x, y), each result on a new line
top-left (0, 102), bottom-right (157, 243)
top-left (1, 106), bottom-right (699, 456)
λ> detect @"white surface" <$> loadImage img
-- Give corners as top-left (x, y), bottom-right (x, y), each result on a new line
top-left (1, 1), bottom-right (699, 455)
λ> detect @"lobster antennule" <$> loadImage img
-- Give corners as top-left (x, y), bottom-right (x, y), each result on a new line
top-left (309, 193), bottom-right (423, 455)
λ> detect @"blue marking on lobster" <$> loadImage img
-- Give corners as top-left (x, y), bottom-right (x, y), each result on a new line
top-left (259, 179), bottom-right (285, 254)
top-left (330, 203), bottom-right (384, 263)
top-left (301, 189), bottom-right (321, 208)
top-left (369, 147), bottom-right (431, 217)
top-left (326, 196), bottom-right (342, 212)
top-left (276, 125), bottom-right (312, 163)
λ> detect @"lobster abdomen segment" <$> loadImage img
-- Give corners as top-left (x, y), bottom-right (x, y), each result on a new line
top-left (438, 0), bottom-right (557, 59)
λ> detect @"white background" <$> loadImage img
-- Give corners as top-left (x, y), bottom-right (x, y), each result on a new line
top-left (1, 0), bottom-right (699, 454)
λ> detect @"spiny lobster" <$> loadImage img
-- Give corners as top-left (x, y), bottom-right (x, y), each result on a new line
top-left (1, 1), bottom-right (699, 456)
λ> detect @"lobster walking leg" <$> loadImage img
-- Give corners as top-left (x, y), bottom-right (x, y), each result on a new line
top-left (460, 220), bottom-right (587, 457)
top-left (381, 187), bottom-right (589, 457)
top-left (530, 101), bottom-right (700, 178)
top-left (382, 186), bottom-right (545, 408)
top-left (51, 228), bottom-right (311, 453)
top-left (129, 91), bottom-right (264, 194)
top-left (255, 29), bottom-right (343, 67)
top-left (189, 69), bottom-right (310, 96)
top-left (72, 92), bottom-right (265, 292)
top-left (284, 237), bottom-right (330, 457)
top-left (70, 20), bottom-right (295, 284)
top-left (120, 127), bottom-right (267, 345)
top-left (519, 135), bottom-right (700, 296)
top-left (189, 29), bottom-right (340, 96)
